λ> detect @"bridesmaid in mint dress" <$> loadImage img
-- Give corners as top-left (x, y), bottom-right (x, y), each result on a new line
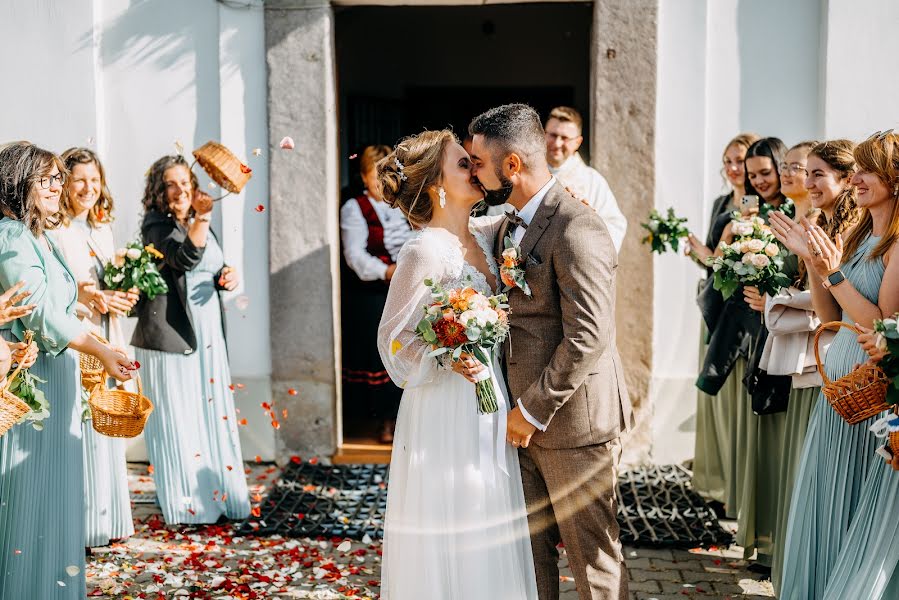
top-left (803, 132), bottom-right (899, 600)
top-left (0, 143), bottom-right (136, 599)
top-left (774, 131), bottom-right (899, 600)
top-left (131, 155), bottom-right (249, 524)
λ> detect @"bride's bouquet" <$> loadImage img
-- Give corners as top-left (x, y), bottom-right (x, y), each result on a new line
top-left (103, 241), bottom-right (168, 300)
top-left (707, 214), bottom-right (791, 300)
top-left (415, 279), bottom-right (510, 414)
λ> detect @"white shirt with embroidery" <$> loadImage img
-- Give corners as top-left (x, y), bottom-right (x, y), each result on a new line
top-left (340, 194), bottom-right (413, 281)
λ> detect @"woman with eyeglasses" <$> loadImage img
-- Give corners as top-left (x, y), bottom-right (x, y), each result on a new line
top-left (130, 155), bottom-right (249, 525)
top-left (686, 133), bottom-right (758, 515)
top-left (765, 139), bottom-right (860, 593)
top-left (773, 130), bottom-right (899, 600)
top-left (52, 147), bottom-right (137, 548)
top-left (0, 142), bottom-right (136, 600)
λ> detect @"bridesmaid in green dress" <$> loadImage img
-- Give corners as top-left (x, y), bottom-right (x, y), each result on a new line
top-left (772, 131), bottom-right (899, 600)
top-left (800, 131), bottom-right (899, 600)
top-left (686, 133), bottom-right (758, 512)
top-left (0, 143), bottom-right (136, 600)
top-left (768, 139), bottom-right (860, 592)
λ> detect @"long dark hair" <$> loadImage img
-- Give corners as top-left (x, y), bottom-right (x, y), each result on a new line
top-left (744, 137), bottom-right (787, 208)
top-left (0, 142), bottom-right (66, 236)
top-left (142, 155), bottom-right (198, 218)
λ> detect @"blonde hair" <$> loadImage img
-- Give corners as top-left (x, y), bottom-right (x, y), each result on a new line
top-left (547, 106), bottom-right (583, 134)
top-left (377, 130), bottom-right (457, 227)
top-left (59, 147), bottom-right (115, 228)
top-left (841, 131), bottom-right (899, 263)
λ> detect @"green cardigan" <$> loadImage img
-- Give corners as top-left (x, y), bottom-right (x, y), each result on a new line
top-left (0, 218), bottom-right (86, 354)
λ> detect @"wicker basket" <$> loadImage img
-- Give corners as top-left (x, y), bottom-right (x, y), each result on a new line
top-left (815, 321), bottom-right (890, 425)
top-left (192, 141), bottom-right (252, 194)
top-left (88, 374), bottom-right (153, 438)
top-left (80, 333), bottom-right (108, 392)
top-left (0, 361), bottom-right (29, 437)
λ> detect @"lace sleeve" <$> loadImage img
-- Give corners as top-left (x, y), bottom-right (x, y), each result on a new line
top-left (377, 232), bottom-right (456, 389)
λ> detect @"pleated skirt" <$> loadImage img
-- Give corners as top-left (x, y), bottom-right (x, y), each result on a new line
top-left (0, 340), bottom-right (86, 600)
top-left (136, 306), bottom-right (249, 525)
top-left (779, 329), bottom-right (881, 600)
top-left (735, 403), bottom-right (787, 564)
top-left (771, 385), bottom-right (819, 593)
top-left (692, 324), bottom-right (729, 505)
top-left (820, 458), bottom-right (899, 599)
top-left (82, 423), bottom-right (134, 546)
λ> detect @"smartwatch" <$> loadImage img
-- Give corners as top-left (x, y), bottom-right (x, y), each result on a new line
top-left (822, 269), bottom-right (846, 290)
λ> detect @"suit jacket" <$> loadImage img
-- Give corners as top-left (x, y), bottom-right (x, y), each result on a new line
top-left (130, 210), bottom-right (229, 355)
top-left (496, 181), bottom-right (633, 449)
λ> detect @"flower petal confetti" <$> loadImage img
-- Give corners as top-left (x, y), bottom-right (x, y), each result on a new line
top-left (255, 204), bottom-right (265, 213)
top-left (174, 140), bottom-right (184, 155)
top-left (252, 148), bottom-right (262, 156)
top-left (279, 136), bottom-right (295, 150)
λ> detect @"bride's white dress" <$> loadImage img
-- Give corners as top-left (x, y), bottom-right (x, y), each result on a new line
top-left (377, 219), bottom-right (538, 599)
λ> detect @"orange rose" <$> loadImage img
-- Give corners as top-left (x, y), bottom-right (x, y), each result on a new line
top-left (501, 271), bottom-right (516, 288)
top-left (503, 256), bottom-right (517, 268)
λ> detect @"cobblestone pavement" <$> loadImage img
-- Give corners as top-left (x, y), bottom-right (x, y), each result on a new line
top-left (85, 464), bottom-right (774, 599)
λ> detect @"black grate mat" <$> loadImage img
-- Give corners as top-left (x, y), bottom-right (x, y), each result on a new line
top-left (237, 462), bottom-right (732, 549)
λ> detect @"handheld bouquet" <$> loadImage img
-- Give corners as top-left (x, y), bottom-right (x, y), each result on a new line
top-left (415, 279), bottom-right (509, 414)
top-left (8, 331), bottom-right (49, 430)
top-left (103, 241), bottom-right (168, 300)
top-left (707, 214), bottom-right (790, 300)
top-left (874, 314), bottom-right (899, 405)
top-left (640, 208), bottom-right (690, 254)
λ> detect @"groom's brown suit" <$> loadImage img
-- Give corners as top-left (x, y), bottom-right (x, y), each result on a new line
top-left (497, 181), bottom-right (633, 600)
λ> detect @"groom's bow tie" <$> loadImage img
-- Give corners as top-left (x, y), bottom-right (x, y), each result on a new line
top-left (505, 211), bottom-right (528, 230)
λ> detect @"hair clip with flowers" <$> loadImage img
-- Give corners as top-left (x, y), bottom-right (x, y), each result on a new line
top-left (393, 156), bottom-right (408, 181)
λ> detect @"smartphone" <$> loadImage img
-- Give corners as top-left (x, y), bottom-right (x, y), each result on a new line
top-left (741, 194), bottom-right (759, 215)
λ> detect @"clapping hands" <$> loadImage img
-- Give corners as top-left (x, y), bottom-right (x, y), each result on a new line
top-left (769, 212), bottom-right (844, 279)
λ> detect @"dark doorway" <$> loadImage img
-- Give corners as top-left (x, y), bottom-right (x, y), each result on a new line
top-left (334, 3), bottom-right (592, 455)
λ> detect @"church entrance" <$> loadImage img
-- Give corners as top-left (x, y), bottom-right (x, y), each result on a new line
top-left (333, 2), bottom-right (593, 461)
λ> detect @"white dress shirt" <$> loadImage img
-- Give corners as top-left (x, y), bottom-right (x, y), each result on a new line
top-left (550, 153), bottom-right (627, 252)
top-left (507, 176), bottom-right (556, 432)
top-left (340, 194), bottom-right (412, 281)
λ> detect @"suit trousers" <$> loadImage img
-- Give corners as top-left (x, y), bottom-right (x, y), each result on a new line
top-left (519, 440), bottom-right (628, 600)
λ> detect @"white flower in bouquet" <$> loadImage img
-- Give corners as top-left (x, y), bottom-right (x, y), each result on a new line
top-left (744, 238), bottom-right (766, 253)
top-left (742, 253), bottom-right (754, 265)
top-left (112, 272), bottom-right (125, 283)
top-left (882, 318), bottom-right (897, 330)
top-left (765, 243), bottom-right (780, 257)
top-left (126, 248), bottom-right (142, 260)
top-left (501, 247), bottom-right (518, 261)
top-left (468, 293), bottom-right (491, 312)
top-left (751, 254), bottom-right (771, 269)
top-left (113, 249), bottom-right (127, 267)
top-left (877, 333), bottom-right (888, 352)
top-left (426, 304), bottom-right (441, 316)
top-left (732, 222), bottom-right (754, 237)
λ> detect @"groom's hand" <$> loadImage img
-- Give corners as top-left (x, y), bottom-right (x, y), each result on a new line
top-left (507, 406), bottom-right (537, 448)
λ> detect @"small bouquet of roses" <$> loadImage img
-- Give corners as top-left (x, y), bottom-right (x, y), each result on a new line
top-left (8, 331), bottom-right (49, 430)
top-left (640, 208), bottom-right (690, 254)
top-left (707, 214), bottom-right (791, 300)
top-left (874, 314), bottom-right (899, 405)
top-left (415, 279), bottom-right (510, 414)
top-left (103, 241), bottom-right (168, 300)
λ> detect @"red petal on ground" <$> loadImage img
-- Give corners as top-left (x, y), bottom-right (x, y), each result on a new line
top-left (290, 456), bottom-right (301, 464)
top-left (147, 465), bottom-right (154, 474)
top-left (254, 455), bottom-right (262, 463)
top-left (251, 506), bottom-right (261, 517)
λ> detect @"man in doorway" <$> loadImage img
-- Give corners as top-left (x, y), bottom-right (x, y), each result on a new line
top-left (545, 106), bottom-right (627, 253)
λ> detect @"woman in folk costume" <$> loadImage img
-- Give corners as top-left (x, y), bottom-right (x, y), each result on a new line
top-left (53, 147), bottom-right (137, 547)
top-left (340, 145), bottom-right (413, 443)
top-left (0, 142), bottom-right (136, 600)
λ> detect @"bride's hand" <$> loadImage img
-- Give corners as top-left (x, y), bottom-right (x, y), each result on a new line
top-left (452, 352), bottom-right (486, 383)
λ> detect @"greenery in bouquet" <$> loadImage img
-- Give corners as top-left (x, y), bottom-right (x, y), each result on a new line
top-left (640, 208), bottom-right (690, 254)
top-left (415, 278), bottom-right (509, 414)
top-left (7, 331), bottom-right (49, 430)
top-left (103, 241), bottom-right (168, 300)
top-left (707, 215), bottom-right (791, 300)
top-left (759, 197), bottom-right (795, 220)
top-left (874, 314), bottom-right (899, 405)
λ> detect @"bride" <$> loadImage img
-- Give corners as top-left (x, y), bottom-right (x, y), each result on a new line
top-left (375, 129), bottom-right (538, 599)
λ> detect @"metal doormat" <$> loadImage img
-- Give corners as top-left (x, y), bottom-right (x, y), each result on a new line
top-left (237, 462), bottom-right (733, 549)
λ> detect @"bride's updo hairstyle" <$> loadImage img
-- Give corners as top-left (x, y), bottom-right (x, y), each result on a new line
top-left (378, 129), bottom-right (458, 227)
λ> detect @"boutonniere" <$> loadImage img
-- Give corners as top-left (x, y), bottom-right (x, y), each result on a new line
top-left (499, 234), bottom-right (532, 297)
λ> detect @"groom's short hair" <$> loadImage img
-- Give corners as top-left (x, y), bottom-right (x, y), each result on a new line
top-left (468, 104), bottom-right (547, 170)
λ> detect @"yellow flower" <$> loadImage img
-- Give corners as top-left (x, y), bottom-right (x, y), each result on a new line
top-left (391, 339), bottom-right (403, 355)
top-left (144, 244), bottom-right (164, 259)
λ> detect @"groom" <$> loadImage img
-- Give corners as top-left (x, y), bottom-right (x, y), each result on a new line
top-left (468, 104), bottom-right (633, 600)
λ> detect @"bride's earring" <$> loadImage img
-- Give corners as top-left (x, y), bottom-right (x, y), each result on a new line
top-left (439, 187), bottom-right (447, 209)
